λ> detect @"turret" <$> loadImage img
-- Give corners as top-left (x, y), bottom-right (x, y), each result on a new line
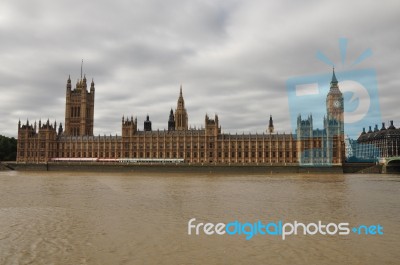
top-left (144, 115), bottom-right (152, 131)
top-left (90, 78), bottom-right (95, 93)
top-left (122, 114), bottom-right (138, 136)
top-left (388, 120), bottom-right (396, 130)
top-left (297, 114), bottom-right (313, 138)
top-left (168, 109), bottom-right (175, 131)
top-left (268, 115), bottom-right (274, 134)
top-left (205, 114), bottom-right (221, 136)
top-left (66, 75), bottom-right (71, 91)
top-left (58, 123), bottom-right (63, 135)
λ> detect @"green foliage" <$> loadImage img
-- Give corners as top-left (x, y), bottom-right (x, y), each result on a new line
top-left (0, 135), bottom-right (17, 161)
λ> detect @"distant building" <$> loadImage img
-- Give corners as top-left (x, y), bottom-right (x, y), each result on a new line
top-left (17, 68), bottom-right (344, 165)
top-left (355, 121), bottom-right (400, 160)
top-left (344, 136), bottom-right (356, 159)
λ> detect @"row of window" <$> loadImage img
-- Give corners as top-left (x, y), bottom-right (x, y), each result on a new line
top-left (20, 143), bottom-right (53, 149)
top-left (121, 142), bottom-right (295, 149)
top-left (56, 142), bottom-right (297, 150)
top-left (24, 151), bottom-right (297, 159)
top-left (23, 139), bottom-right (308, 150)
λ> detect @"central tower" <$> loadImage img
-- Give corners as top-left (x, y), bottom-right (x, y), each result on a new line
top-left (175, 86), bottom-right (188, 130)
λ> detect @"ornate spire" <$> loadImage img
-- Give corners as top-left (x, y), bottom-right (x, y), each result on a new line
top-left (331, 67), bottom-right (338, 85)
top-left (175, 86), bottom-right (188, 130)
top-left (90, 78), bottom-right (95, 91)
top-left (67, 75), bottom-right (72, 90)
top-left (268, 115), bottom-right (274, 134)
top-left (328, 67), bottom-right (341, 97)
top-left (177, 86), bottom-right (185, 108)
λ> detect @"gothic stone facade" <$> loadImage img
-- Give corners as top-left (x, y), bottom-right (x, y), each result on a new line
top-left (17, 70), bottom-right (344, 165)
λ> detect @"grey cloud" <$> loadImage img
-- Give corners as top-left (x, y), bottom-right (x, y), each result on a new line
top-left (0, 0), bottom-right (399, 138)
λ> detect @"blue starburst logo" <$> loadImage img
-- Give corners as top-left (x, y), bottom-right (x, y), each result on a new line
top-left (287, 38), bottom-right (381, 140)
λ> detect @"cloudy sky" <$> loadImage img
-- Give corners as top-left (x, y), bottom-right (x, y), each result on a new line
top-left (1, 0), bottom-right (399, 138)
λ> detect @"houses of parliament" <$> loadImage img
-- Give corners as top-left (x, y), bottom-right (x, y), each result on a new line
top-left (17, 69), bottom-right (345, 165)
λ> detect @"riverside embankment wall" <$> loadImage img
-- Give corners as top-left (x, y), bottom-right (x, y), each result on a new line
top-left (3, 162), bottom-right (344, 174)
top-left (4, 162), bottom-right (396, 174)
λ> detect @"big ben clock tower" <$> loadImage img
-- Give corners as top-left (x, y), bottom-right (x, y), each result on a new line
top-left (324, 68), bottom-right (345, 164)
top-left (326, 68), bottom-right (344, 127)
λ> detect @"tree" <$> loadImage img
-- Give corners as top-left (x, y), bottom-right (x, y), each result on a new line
top-left (0, 135), bottom-right (17, 161)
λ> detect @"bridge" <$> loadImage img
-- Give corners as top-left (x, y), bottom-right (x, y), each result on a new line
top-left (380, 157), bottom-right (400, 173)
top-left (379, 157), bottom-right (400, 165)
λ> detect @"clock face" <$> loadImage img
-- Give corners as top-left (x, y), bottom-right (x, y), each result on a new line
top-left (333, 100), bottom-right (341, 108)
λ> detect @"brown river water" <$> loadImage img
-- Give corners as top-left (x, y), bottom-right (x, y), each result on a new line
top-left (0, 171), bottom-right (399, 265)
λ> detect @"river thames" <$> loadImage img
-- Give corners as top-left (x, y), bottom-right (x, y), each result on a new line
top-left (0, 171), bottom-right (399, 264)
